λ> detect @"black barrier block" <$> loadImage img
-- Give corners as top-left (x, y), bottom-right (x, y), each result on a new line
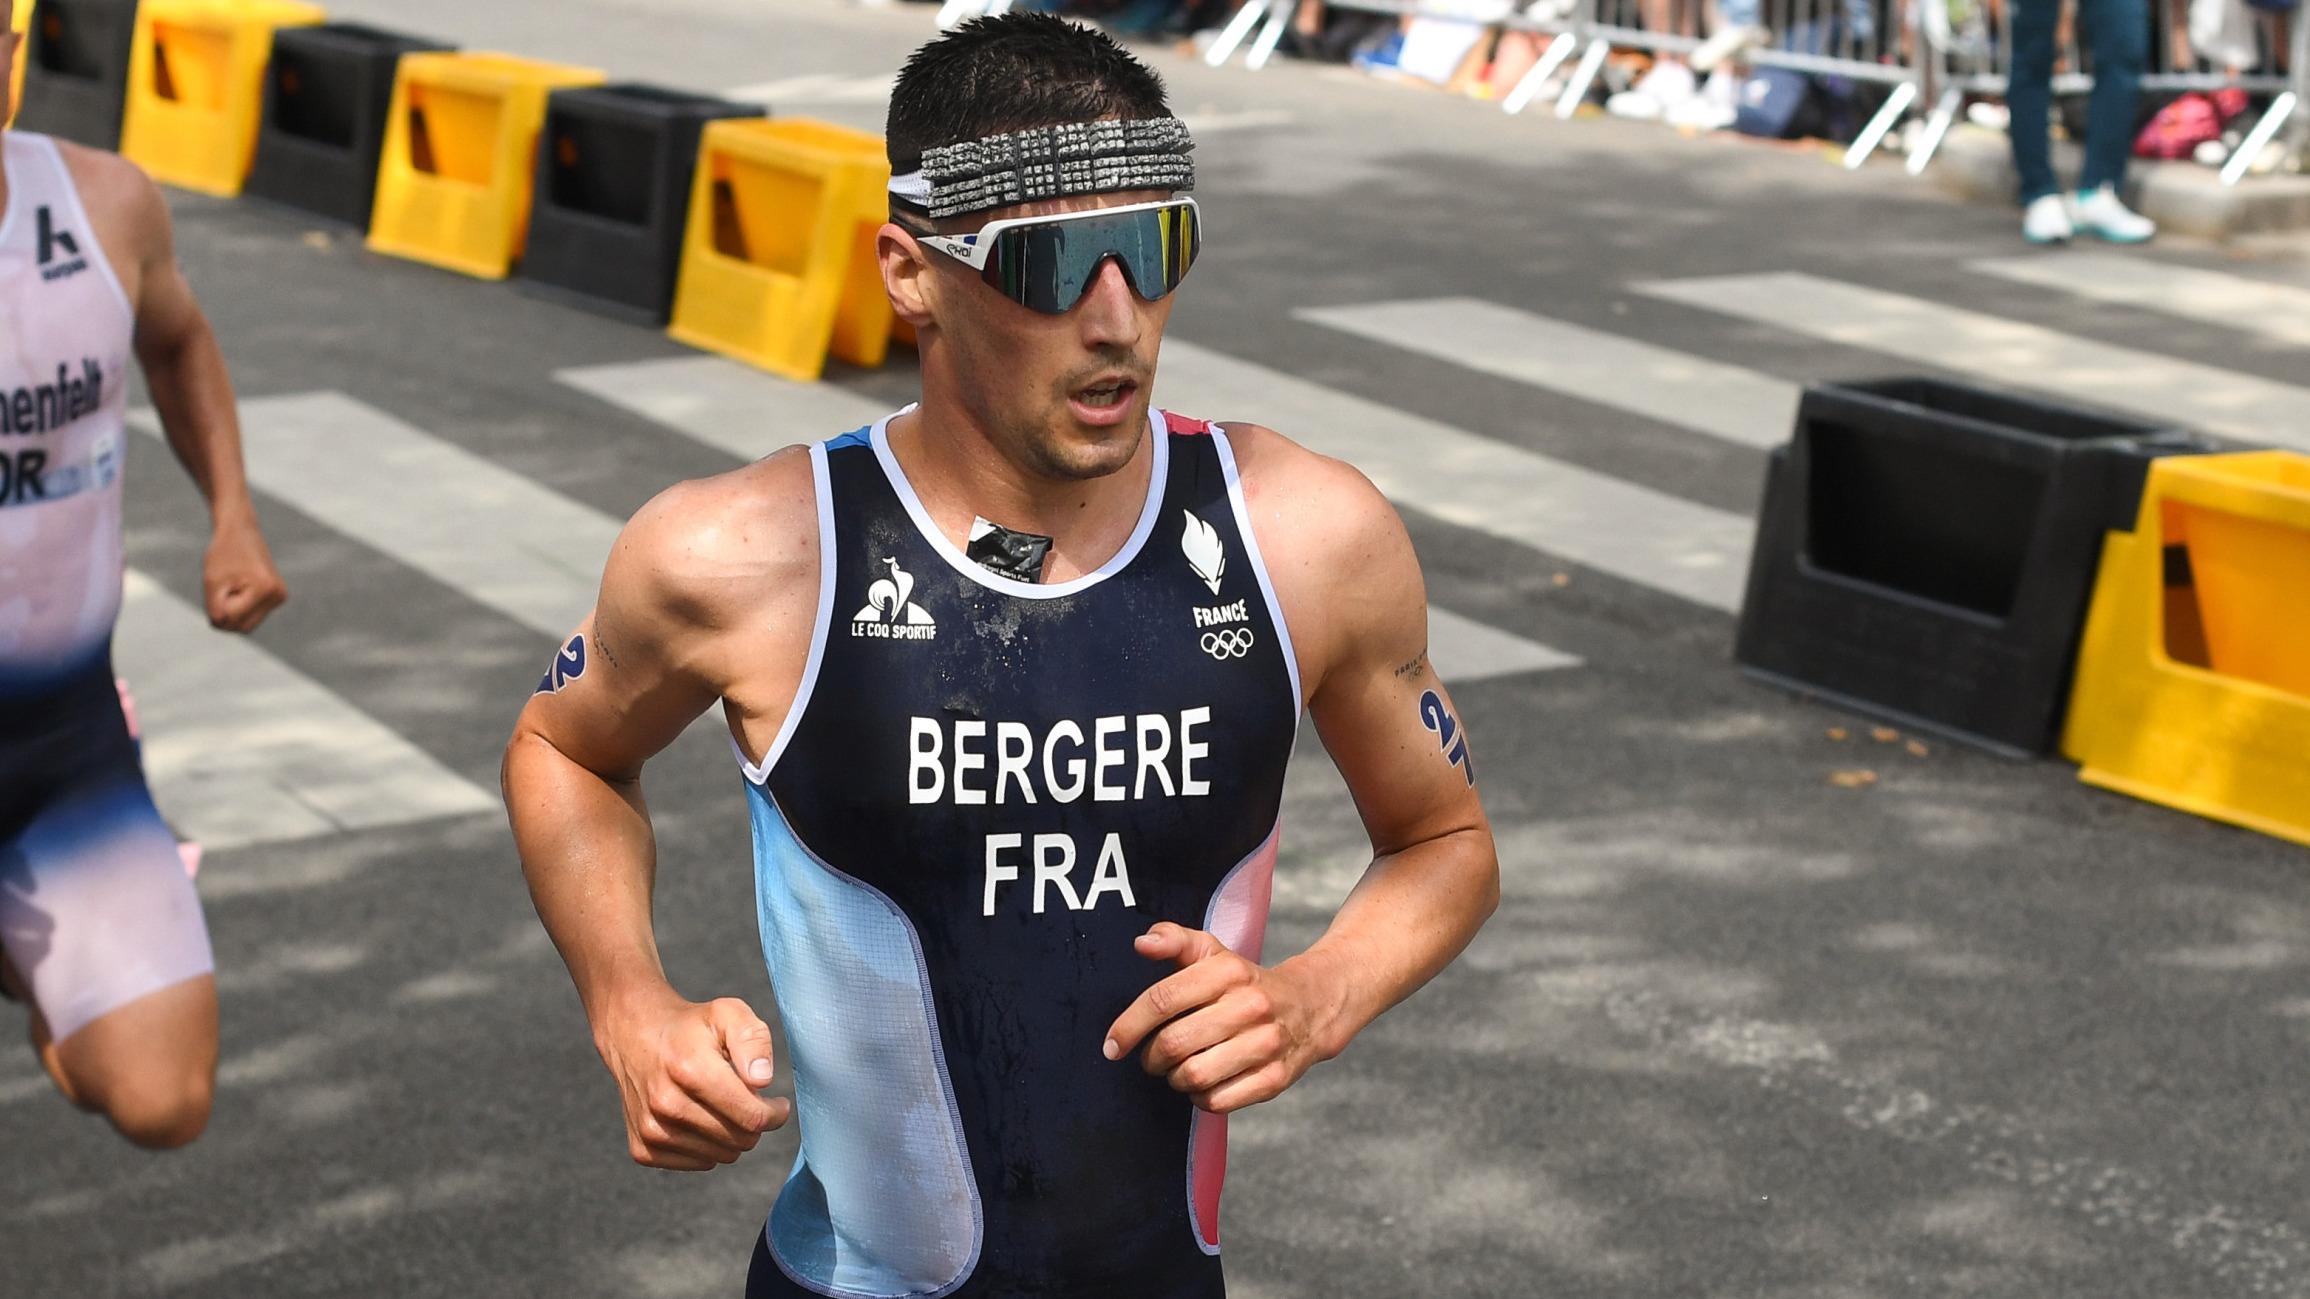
top-left (15, 0), bottom-right (138, 148)
top-left (1734, 378), bottom-right (2207, 756)
top-left (517, 83), bottom-right (764, 325)
top-left (244, 23), bottom-right (453, 231)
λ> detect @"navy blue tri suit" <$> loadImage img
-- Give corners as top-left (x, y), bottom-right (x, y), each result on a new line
top-left (739, 407), bottom-right (1301, 1298)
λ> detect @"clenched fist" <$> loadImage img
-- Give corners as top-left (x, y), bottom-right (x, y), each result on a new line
top-left (594, 993), bottom-right (793, 1171)
top-left (202, 518), bottom-right (286, 633)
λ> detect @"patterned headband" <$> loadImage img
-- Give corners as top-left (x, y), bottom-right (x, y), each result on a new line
top-left (889, 117), bottom-right (1196, 219)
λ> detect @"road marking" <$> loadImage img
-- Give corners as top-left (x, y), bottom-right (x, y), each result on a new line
top-left (137, 393), bottom-right (620, 638)
top-left (1427, 607), bottom-right (1580, 681)
top-left (722, 73), bottom-right (894, 105)
top-left (1297, 297), bottom-right (1799, 450)
top-left (1971, 253), bottom-right (2310, 350)
top-left (557, 356), bottom-right (892, 463)
top-left (1157, 340), bottom-right (1753, 612)
top-left (112, 570), bottom-right (495, 851)
top-left (1178, 106), bottom-right (1299, 134)
top-left (1640, 272), bottom-right (2310, 452)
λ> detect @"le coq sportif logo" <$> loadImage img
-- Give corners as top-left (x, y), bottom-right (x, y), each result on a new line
top-left (853, 557), bottom-right (938, 642)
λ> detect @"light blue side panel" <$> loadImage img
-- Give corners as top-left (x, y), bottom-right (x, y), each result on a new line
top-left (745, 783), bottom-right (982, 1298)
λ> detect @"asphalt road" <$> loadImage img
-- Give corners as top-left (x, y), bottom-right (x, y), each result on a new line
top-left (7, 2), bottom-right (2310, 1296)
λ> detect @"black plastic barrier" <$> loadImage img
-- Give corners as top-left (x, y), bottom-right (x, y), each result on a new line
top-left (244, 23), bottom-right (453, 230)
top-left (517, 83), bottom-right (764, 325)
top-left (1735, 378), bottom-right (2204, 756)
top-left (15, 0), bottom-right (138, 148)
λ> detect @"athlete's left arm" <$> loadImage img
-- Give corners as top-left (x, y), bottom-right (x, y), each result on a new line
top-left (76, 147), bottom-right (285, 633)
top-left (1108, 426), bottom-right (1499, 1113)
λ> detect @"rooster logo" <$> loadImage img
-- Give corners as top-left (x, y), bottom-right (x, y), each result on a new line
top-left (854, 557), bottom-right (935, 626)
top-left (1181, 511), bottom-right (1225, 595)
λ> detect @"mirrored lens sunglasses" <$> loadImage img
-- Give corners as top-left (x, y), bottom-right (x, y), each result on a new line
top-left (916, 198), bottom-right (1201, 316)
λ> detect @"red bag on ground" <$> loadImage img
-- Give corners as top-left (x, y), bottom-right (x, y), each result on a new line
top-left (2134, 93), bottom-right (2224, 159)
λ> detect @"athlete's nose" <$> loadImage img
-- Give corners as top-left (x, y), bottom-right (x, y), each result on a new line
top-left (1074, 257), bottom-right (1144, 351)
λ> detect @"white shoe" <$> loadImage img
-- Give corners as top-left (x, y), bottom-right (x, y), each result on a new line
top-left (2069, 184), bottom-right (2155, 244)
top-left (2022, 194), bottom-right (2073, 244)
top-left (1606, 90), bottom-right (1664, 120)
top-left (1631, 59), bottom-right (1699, 112)
top-left (1666, 70), bottom-right (1740, 130)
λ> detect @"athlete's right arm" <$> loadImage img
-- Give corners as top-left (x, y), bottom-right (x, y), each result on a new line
top-left (502, 457), bottom-right (813, 1171)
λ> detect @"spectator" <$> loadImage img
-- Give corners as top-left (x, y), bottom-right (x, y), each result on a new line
top-left (2008, 0), bottom-right (2159, 242)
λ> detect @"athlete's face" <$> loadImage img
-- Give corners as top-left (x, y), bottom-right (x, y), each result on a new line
top-left (893, 189), bottom-right (1178, 483)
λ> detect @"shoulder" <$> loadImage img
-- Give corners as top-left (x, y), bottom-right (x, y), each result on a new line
top-left (1211, 421), bottom-right (1424, 686)
top-left (1215, 420), bottom-right (1410, 576)
top-left (610, 445), bottom-right (820, 632)
top-left (54, 142), bottom-right (168, 240)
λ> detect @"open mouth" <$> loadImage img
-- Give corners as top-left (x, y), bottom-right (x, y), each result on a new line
top-left (1074, 379), bottom-right (1138, 411)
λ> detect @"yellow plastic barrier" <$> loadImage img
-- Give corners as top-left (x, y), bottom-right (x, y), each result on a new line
top-left (119, 0), bottom-right (325, 197)
top-left (667, 117), bottom-right (896, 382)
top-left (2062, 451), bottom-right (2310, 848)
top-left (6, 0), bottom-right (32, 129)
top-left (366, 51), bottom-right (602, 280)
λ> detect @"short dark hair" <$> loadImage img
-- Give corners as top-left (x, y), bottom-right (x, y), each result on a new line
top-left (886, 13), bottom-right (1172, 176)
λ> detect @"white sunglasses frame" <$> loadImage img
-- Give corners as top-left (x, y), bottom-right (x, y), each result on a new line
top-left (912, 197), bottom-right (1202, 272)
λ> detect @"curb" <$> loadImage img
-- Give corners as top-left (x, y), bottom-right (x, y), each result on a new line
top-left (1926, 124), bottom-right (2310, 240)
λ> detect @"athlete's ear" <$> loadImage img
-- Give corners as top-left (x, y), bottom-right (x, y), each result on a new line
top-left (877, 222), bottom-right (937, 331)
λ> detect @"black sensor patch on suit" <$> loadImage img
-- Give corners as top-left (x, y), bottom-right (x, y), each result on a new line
top-left (967, 517), bottom-right (1053, 583)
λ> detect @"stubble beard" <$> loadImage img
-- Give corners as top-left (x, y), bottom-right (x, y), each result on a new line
top-left (1014, 395), bottom-right (1146, 483)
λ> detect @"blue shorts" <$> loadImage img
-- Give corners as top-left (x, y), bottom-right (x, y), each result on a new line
top-left (1, 664), bottom-right (213, 1043)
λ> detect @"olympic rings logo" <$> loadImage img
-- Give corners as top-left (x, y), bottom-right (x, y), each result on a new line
top-left (1201, 628), bottom-right (1255, 660)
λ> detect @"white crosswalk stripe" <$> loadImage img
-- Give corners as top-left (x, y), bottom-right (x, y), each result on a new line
top-left (111, 571), bottom-right (496, 851)
top-left (721, 73), bottom-right (896, 105)
top-left (557, 355), bottom-right (890, 462)
top-left (1427, 608), bottom-right (1580, 681)
top-left (1155, 340), bottom-right (1755, 612)
top-left (1638, 272), bottom-right (2310, 453)
top-left (136, 394), bottom-right (620, 639)
top-left (1296, 297), bottom-right (1800, 450)
top-left (1971, 254), bottom-right (2310, 350)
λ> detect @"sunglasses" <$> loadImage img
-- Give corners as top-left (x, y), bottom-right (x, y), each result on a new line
top-left (914, 198), bottom-right (1202, 316)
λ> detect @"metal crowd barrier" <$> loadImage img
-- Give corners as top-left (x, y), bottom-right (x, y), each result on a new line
top-left (1204, 0), bottom-right (2306, 183)
top-left (1914, 0), bottom-right (2303, 181)
top-left (1206, 0), bottom-right (1586, 76)
top-left (1206, 0), bottom-right (1919, 164)
top-left (1577, 0), bottom-right (1923, 165)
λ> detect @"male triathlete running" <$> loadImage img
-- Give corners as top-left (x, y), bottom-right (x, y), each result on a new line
top-left (505, 14), bottom-right (1498, 1295)
top-left (0, 0), bottom-right (287, 1149)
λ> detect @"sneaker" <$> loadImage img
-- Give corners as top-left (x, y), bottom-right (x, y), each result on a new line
top-left (2022, 193), bottom-right (2073, 244)
top-left (1606, 90), bottom-right (1664, 120)
top-left (1667, 71), bottom-right (1740, 130)
top-left (1632, 58), bottom-right (1699, 112)
top-left (2069, 184), bottom-right (2155, 244)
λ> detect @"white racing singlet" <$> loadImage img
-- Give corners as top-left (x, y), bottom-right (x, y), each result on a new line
top-left (0, 131), bottom-right (210, 1048)
top-left (0, 130), bottom-right (136, 701)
